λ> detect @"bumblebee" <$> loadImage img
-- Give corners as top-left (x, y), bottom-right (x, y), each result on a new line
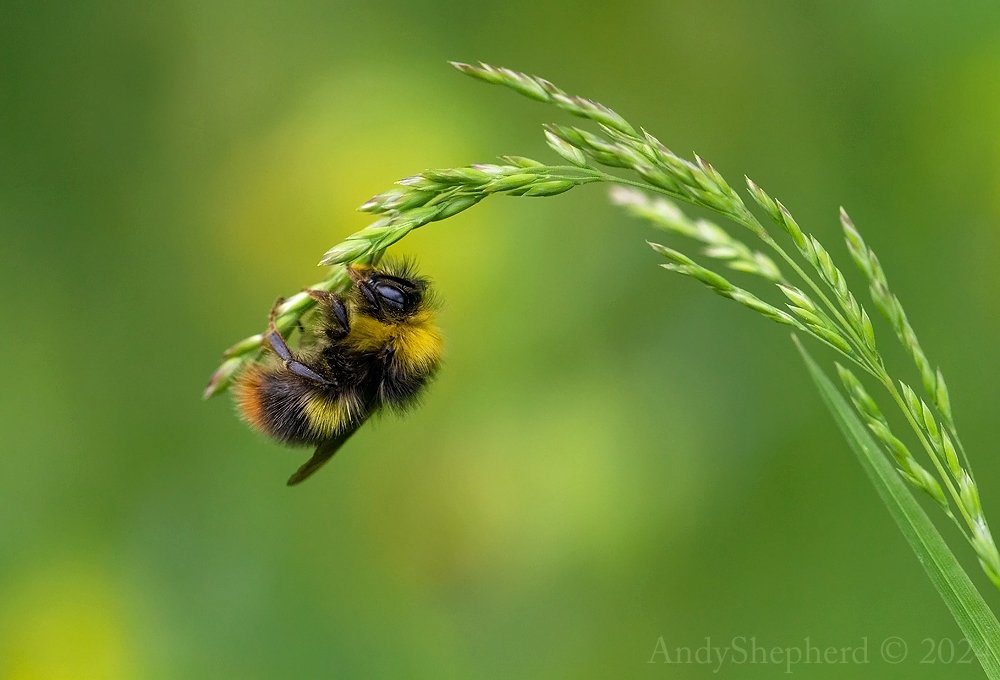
top-left (234, 262), bottom-right (443, 485)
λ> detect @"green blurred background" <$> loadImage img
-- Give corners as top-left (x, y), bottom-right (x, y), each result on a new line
top-left (3, 1), bottom-right (1000, 678)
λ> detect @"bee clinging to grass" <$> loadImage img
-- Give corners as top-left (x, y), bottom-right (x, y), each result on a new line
top-left (234, 261), bottom-right (443, 485)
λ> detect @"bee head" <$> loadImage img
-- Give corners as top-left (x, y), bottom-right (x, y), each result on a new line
top-left (347, 262), bottom-right (430, 322)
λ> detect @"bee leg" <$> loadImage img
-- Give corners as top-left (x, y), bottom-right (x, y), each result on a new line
top-left (268, 296), bottom-right (286, 327)
top-left (307, 289), bottom-right (351, 339)
top-left (264, 304), bottom-right (332, 386)
top-left (269, 296), bottom-right (305, 337)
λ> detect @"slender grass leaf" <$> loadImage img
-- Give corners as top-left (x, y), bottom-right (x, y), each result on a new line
top-left (796, 337), bottom-right (1000, 677)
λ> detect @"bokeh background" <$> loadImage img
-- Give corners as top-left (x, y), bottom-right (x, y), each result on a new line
top-left (4, 1), bottom-right (1000, 678)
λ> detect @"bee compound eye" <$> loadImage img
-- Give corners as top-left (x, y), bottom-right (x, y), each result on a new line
top-left (376, 284), bottom-right (406, 309)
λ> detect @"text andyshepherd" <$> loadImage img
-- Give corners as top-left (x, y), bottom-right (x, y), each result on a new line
top-left (648, 636), bottom-right (871, 671)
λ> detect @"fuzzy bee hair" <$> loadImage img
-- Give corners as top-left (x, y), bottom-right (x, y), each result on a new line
top-left (234, 261), bottom-right (443, 484)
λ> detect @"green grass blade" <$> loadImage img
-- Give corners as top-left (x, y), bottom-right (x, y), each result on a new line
top-left (796, 337), bottom-right (1000, 676)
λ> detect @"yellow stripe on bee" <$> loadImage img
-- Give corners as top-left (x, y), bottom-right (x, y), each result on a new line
top-left (348, 315), bottom-right (397, 352)
top-left (347, 311), bottom-right (443, 371)
top-left (391, 311), bottom-right (443, 372)
top-left (303, 392), bottom-right (360, 438)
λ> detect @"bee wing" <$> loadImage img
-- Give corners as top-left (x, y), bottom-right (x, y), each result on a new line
top-left (286, 419), bottom-right (367, 486)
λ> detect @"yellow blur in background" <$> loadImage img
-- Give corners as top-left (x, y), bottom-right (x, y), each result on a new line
top-left (3, 2), bottom-right (1000, 678)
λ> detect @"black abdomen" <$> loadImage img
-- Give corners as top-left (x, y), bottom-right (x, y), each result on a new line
top-left (236, 368), bottom-right (324, 446)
